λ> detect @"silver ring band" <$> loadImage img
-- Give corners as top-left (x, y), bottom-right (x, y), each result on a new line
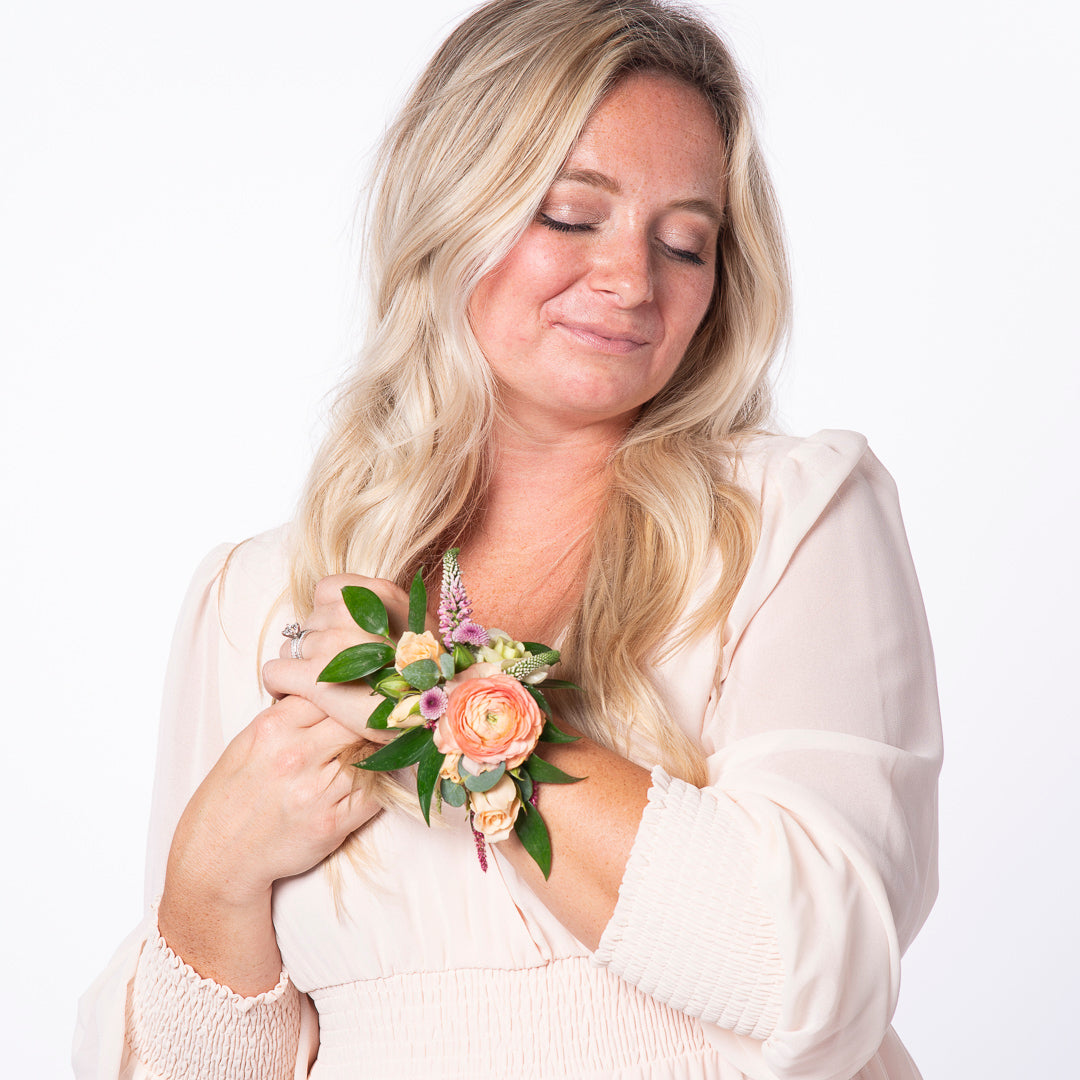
top-left (291, 627), bottom-right (315, 660)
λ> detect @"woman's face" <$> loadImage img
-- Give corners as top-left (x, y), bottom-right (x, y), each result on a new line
top-left (469, 72), bottom-right (724, 435)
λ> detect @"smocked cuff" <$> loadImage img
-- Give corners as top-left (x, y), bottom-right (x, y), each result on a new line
top-left (593, 767), bottom-right (784, 1040)
top-left (127, 928), bottom-right (301, 1080)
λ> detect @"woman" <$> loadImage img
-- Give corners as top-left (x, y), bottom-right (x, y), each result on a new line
top-left (76, 1), bottom-right (941, 1077)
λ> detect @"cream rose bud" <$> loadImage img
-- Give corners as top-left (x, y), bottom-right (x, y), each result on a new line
top-left (386, 695), bottom-right (425, 728)
top-left (469, 774), bottom-right (522, 844)
top-left (439, 752), bottom-right (463, 785)
top-left (394, 630), bottom-right (443, 673)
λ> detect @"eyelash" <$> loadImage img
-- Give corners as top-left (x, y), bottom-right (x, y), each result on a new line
top-left (538, 213), bottom-right (706, 267)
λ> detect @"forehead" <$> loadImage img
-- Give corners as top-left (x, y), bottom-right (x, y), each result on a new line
top-left (561, 72), bottom-right (724, 201)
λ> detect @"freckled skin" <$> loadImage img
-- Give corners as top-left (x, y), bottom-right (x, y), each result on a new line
top-left (468, 73), bottom-right (724, 435)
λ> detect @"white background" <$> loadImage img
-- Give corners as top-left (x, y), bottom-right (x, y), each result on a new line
top-left (3, 1), bottom-right (1078, 1075)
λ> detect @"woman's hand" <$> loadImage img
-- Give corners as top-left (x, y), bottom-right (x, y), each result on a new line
top-left (263, 573), bottom-right (414, 738)
top-left (158, 694), bottom-right (380, 994)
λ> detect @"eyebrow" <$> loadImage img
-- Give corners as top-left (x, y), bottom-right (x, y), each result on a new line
top-left (554, 168), bottom-right (724, 227)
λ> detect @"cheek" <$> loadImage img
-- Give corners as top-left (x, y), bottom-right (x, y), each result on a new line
top-left (470, 235), bottom-right (576, 341)
top-left (662, 272), bottom-right (717, 351)
top-left (507, 232), bottom-right (581, 299)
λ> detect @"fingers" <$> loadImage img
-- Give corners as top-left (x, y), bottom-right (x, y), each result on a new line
top-left (252, 699), bottom-right (370, 783)
top-left (263, 693), bottom-right (328, 729)
top-left (271, 623), bottom-right (377, 688)
top-left (313, 573), bottom-right (408, 609)
top-left (336, 777), bottom-right (383, 835)
top-left (265, 655), bottom-right (321, 698)
top-left (263, 655), bottom-right (387, 737)
top-left (313, 573), bottom-right (411, 635)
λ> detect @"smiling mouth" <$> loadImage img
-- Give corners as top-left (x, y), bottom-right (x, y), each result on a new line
top-left (554, 321), bottom-right (649, 355)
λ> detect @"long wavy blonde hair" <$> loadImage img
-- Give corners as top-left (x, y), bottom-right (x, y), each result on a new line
top-left (289, 0), bottom-right (790, 846)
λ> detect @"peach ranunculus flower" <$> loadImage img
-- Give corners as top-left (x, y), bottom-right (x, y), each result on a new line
top-left (394, 630), bottom-right (443, 674)
top-left (469, 774), bottom-right (522, 843)
top-left (434, 674), bottom-right (543, 768)
top-left (443, 661), bottom-right (503, 689)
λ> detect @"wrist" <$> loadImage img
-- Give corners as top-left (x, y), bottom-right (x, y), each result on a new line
top-left (158, 872), bottom-right (280, 996)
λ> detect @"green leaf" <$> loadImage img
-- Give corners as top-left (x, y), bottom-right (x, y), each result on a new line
top-left (319, 642), bottom-right (396, 683)
top-left (416, 739), bottom-right (445, 825)
top-left (341, 586), bottom-right (389, 638)
top-left (439, 653), bottom-right (456, 681)
top-left (355, 726), bottom-right (433, 771)
top-left (524, 685), bottom-right (551, 718)
top-left (461, 759), bottom-right (506, 793)
top-left (408, 571), bottom-right (427, 635)
top-left (523, 641), bottom-right (552, 655)
top-left (440, 778), bottom-right (467, 807)
top-left (524, 755), bottom-right (583, 785)
top-left (366, 697), bottom-right (395, 729)
top-left (538, 716), bottom-right (578, 743)
top-left (452, 644), bottom-right (474, 672)
top-left (514, 802), bottom-right (552, 879)
top-left (401, 658), bottom-right (441, 691)
top-left (513, 770), bottom-right (533, 804)
top-left (533, 678), bottom-right (581, 691)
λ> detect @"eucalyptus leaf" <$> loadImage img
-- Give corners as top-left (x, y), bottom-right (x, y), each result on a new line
top-left (439, 653), bottom-right (456, 681)
top-left (440, 778), bottom-right (467, 807)
top-left (408, 571), bottom-right (427, 635)
top-left (461, 760), bottom-right (506, 793)
top-left (524, 755), bottom-right (583, 785)
top-left (341, 586), bottom-right (390, 638)
top-left (319, 642), bottom-right (396, 683)
top-left (514, 802), bottom-right (552, 879)
top-left (538, 716), bottom-right (578, 743)
top-left (416, 739), bottom-right (445, 825)
top-left (402, 658), bottom-right (441, 691)
top-left (366, 697), bottom-right (395, 729)
top-left (355, 725), bottom-right (433, 771)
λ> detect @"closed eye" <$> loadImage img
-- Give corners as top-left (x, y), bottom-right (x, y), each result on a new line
top-left (541, 212), bottom-right (708, 267)
top-left (539, 212), bottom-right (595, 233)
top-left (660, 242), bottom-right (705, 266)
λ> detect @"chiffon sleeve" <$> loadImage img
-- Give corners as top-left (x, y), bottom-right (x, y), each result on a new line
top-left (595, 432), bottom-right (942, 1080)
top-left (73, 531), bottom-right (320, 1079)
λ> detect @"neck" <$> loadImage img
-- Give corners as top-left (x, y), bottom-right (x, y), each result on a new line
top-left (452, 415), bottom-right (626, 643)
top-left (479, 415), bottom-right (624, 535)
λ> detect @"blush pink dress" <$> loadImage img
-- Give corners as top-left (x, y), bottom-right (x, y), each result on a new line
top-left (75, 430), bottom-right (941, 1080)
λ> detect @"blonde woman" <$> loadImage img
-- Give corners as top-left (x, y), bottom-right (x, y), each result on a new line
top-left (76, 1), bottom-right (941, 1077)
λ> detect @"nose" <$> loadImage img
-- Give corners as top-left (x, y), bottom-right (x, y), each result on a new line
top-left (587, 231), bottom-right (653, 307)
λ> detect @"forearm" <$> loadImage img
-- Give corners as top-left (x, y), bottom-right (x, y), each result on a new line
top-left (157, 870), bottom-right (281, 997)
top-left (496, 726), bottom-right (651, 949)
top-left (156, 790), bottom-right (282, 996)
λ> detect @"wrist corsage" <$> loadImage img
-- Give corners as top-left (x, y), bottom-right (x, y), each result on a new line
top-left (317, 548), bottom-right (582, 878)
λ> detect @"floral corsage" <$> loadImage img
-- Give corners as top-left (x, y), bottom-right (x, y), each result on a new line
top-left (317, 548), bottom-right (582, 877)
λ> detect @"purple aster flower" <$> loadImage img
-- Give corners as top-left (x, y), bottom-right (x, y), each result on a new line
top-left (419, 686), bottom-right (448, 720)
top-left (452, 621), bottom-right (490, 647)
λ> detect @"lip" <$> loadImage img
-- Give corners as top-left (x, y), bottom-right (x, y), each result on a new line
top-left (553, 319), bottom-right (650, 356)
